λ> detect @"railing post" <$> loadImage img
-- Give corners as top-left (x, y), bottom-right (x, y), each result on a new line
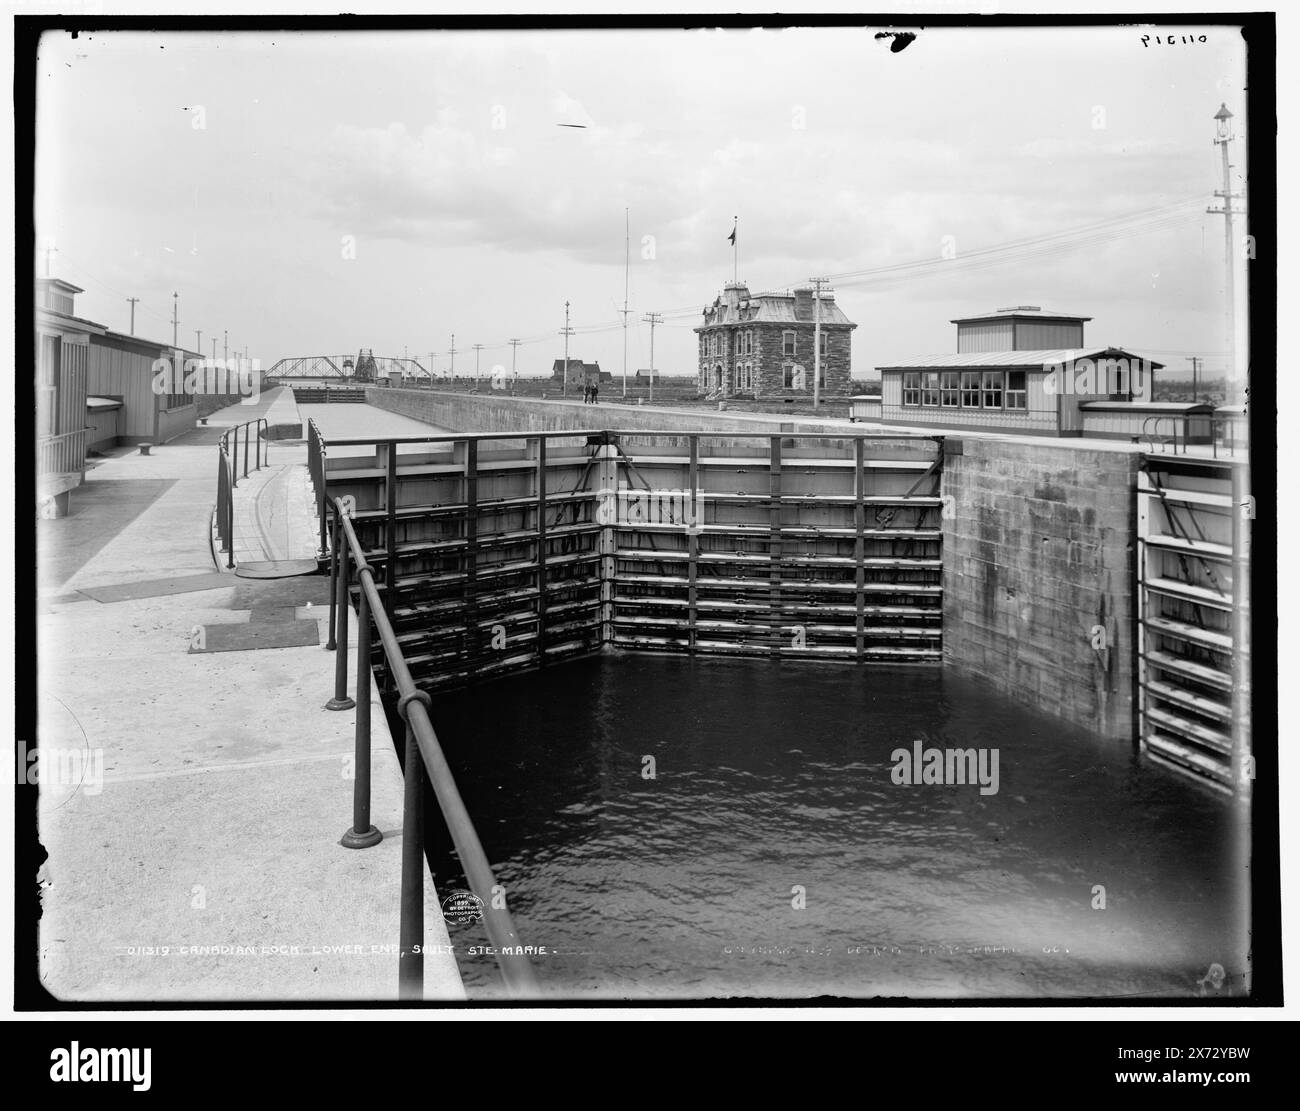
top-left (225, 460), bottom-right (235, 569)
top-left (243, 423), bottom-right (250, 478)
top-left (398, 720), bottom-right (425, 1000)
top-left (342, 581), bottom-right (382, 849)
top-left (326, 527), bottom-right (356, 710)
top-left (231, 427), bottom-right (239, 488)
top-left (325, 507), bottom-right (339, 650)
top-left (386, 442), bottom-right (398, 612)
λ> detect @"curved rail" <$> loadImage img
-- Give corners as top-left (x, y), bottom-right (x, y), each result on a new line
top-left (213, 417), bottom-right (270, 569)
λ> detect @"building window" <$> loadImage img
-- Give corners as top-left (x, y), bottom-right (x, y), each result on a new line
top-left (1005, 370), bottom-right (1027, 410)
top-left (38, 334), bottom-right (60, 436)
top-left (961, 371), bottom-right (981, 408)
top-left (922, 371), bottom-right (940, 407)
top-left (783, 331), bottom-right (796, 357)
top-left (903, 372), bottom-right (921, 406)
top-left (783, 364), bottom-right (799, 389)
top-left (982, 370), bottom-right (1004, 409)
top-left (818, 331), bottom-right (827, 356)
top-left (941, 371), bottom-right (960, 407)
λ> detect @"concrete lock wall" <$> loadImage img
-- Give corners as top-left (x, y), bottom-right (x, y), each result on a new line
top-left (365, 387), bottom-right (858, 437)
top-left (941, 437), bottom-right (1137, 741)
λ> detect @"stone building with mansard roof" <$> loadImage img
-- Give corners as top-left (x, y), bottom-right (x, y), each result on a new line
top-left (694, 281), bottom-right (856, 399)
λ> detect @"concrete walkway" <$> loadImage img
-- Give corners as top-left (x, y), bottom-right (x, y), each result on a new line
top-left (36, 396), bottom-right (463, 1002)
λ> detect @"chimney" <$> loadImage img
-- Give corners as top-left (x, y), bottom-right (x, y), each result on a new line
top-left (794, 286), bottom-right (814, 320)
top-left (723, 282), bottom-right (749, 310)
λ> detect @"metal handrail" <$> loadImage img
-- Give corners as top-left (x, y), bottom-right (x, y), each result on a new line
top-left (327, 495), bottom-right (541, 1000)
top-left (218, 417), bottom-right (270, 486)
top-left (319, 427), bottom-right (946, 448)
top-left (213, 417), bottom-right (270, 569)
top-left (1140, 415), bottom-right (1182, 454)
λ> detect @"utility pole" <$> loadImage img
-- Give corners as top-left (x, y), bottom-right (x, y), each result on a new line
top-left (430, 352), bottom-right (435, 389)
top-left (473, 344), bottom-right (483, 389)
top-left (223, 330), bottom-right (228, 364)
top-left (1207, 104), bottom-right (1245, 384)
top-left (127, 297), bottom-right (139, 335)
top-left (643, 312), bottom-right (662, 404)
top-left (42, 245), bottom-right (57, 277)
top-left (509, 339), bottom-right (521, 395)
top-left (622, 206), bottom-right (631, 396)
top-left (560, 301), bottom-right (574, 398)
top-left (449, 334), bottom-right (456, 378)
top-left (195, 329), bottom-right (203, 356)
top-left (211, 338), bottom-right (217, 360)
top-left (172, 292), bottom-right (179, 349)
top-left (1185, 356), bottom-right (1203, 402)
top-left (810, 277), bottom-right (828, 409)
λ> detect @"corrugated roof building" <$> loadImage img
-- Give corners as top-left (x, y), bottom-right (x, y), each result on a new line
top-left (865, 307), bottom-right (1165, 437)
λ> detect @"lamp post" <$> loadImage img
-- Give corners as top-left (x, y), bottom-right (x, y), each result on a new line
top-left (1208, 104), bottom-right (1241, 384)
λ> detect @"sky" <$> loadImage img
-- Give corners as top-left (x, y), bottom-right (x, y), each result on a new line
top-left (33, 24), bottom-right (1249, 380)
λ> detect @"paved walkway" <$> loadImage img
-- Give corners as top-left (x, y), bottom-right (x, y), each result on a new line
top-left (36, 396), bottom-right (463, 1002)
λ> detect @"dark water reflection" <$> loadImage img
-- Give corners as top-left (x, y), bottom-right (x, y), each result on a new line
top-left (421, 653), bottom-right (1249, 1001)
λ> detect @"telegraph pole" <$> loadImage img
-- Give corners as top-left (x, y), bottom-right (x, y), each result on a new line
top-left (643, 312), bottom-right (662, 404)
top-left (622, 206), bottom-right (631, 396)
top-left (172, 292), bottom-right (179, 348)
top-left (1185, 356), bottom-right (1202, 402)
top-left (810, 277), bottom-right (828, 409)
top-left (211, 338), bottom-right (217, 360)
top-left (473, 344), bottom-right (483, 389)
top-left (509, 339), bottom-right (521, 395)
top-left (43, 245), bottom-right (57, 277)
top-left (223, 330), bottom-right (228, 364)
top-left (1207, 104), bottom-right (1245, 384)
top-left (195, 329), bottom-right (203, 356)
top-left (127, 297), bottom-right (139, 335)
top-left (449, 334), bottom-right (456, 378)
top-left (561, 301), bottom-right (574, 398)
top-left (430, 352), bottom-right (435, 389)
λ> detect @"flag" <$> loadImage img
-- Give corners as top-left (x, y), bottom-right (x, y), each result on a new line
top-left (727, 219), bottom-right (737, 246)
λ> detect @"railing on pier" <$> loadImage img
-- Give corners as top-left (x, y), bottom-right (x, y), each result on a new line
top-left (213, 417), bottom-right (270, 569)
top-left (324, 494), bottom-right (542, 1000)
top-left (1139, 412), bottom-right (1246, 459)
top-left (38, 427), bottom-right (90, 477)
top-left (307, 418), bottom-right (328, 559)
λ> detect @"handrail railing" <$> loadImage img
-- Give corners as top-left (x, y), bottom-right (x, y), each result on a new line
top-left (1138, 411), bottom-right (1247, 459)
top-left (326, 494), bottom-right (541, 1000)
top-left (307, 418), bottom-right (328, 559)
top-left (1140, 415), bottom-right (1182, 454)
top-left (214, 417), bottom-right (270, 570)
top-left (38, 427), bottom-right (90, 477)
top-left (318, 427), bottom-right (946, 447)
top-left (219, 417), bottom-right (270, 487)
